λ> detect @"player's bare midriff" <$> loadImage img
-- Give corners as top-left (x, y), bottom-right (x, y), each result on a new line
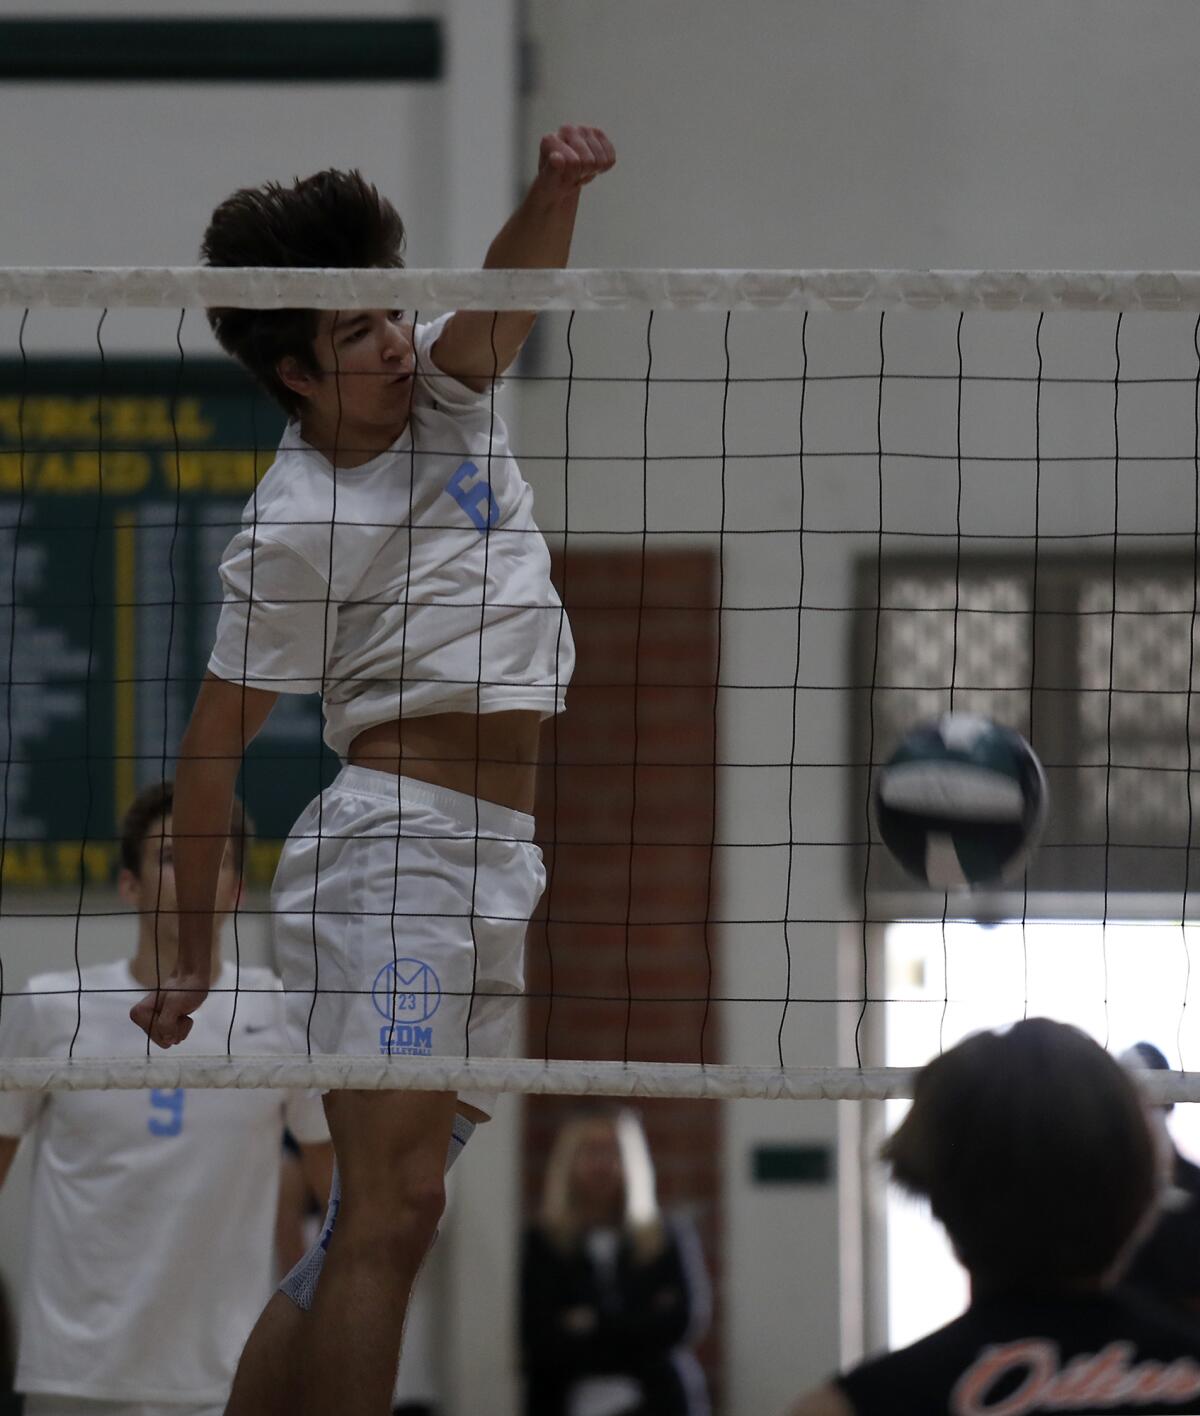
top-left (348, 709), bottom-right (543, 815)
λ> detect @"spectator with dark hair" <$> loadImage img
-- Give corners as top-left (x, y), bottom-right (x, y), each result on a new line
top-left (790, 1018), bottom-right (1200, 1416)
top-left (0, 780), bottom-right (332, 1416)
top-left (1119, 1040), bottom-right (1200, 1322)
top-left (522, 1109), bottom-right (711, 1416)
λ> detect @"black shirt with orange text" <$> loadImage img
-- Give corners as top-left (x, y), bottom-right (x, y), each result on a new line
top-left (837, 1288), bottom-right (1200, 1415)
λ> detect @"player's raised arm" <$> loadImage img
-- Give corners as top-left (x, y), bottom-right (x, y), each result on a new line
top-left (130, 674), bottom-right (277, 1048)
top-left (429, 123), bottom-right (616, 391)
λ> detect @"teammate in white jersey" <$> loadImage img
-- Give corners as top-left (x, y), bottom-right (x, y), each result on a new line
top-left (0, 780), bottom-right (332, 1416)
top-left (130, 125), bottom-right (616, 1416)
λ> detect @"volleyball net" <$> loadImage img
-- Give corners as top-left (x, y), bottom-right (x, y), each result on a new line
top-left (3, 266), bottom-right (1200, 1101)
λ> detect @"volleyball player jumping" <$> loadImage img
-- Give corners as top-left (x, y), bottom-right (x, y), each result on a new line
top-left (130, 125), bottom-right (614, 1416)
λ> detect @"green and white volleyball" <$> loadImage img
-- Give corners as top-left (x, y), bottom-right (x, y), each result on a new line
top-left (874, 713), bottom-right (1048, 889)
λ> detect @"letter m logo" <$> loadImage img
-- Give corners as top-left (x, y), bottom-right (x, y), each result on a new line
top-left (446, 461), bottom-right (499, 533)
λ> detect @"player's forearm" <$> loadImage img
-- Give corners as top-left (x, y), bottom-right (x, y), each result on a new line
top-left (442, 186), bottom-right (581, 380)
top-left (431, 125), bottom-right (611, 386)
top-left (485, 180), bottom-right (582, 275)
top-left (488, 122), bottom-right (613, 275)
top-left (170, 675), bottom-right (276, 973)
top-left (172, 745), bottom-right (240, 973)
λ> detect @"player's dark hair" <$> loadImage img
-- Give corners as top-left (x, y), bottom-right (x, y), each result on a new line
top-left (120, 779), bottom-right (253, 880)
top-left (883, 1017), bottom-right (1157, 1293)
top-left (201, 169), bottom-right (407, 415)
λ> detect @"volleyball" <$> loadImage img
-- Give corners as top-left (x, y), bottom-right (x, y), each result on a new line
top-left (874, 713), bottom-right (1048, 889)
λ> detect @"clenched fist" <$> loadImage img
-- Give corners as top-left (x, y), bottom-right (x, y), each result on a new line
top-left (535, 124), bottom-right (616, 193)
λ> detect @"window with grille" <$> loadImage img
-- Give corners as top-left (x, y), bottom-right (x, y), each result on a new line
top-left (853, 552), bottom-right (1200, 897)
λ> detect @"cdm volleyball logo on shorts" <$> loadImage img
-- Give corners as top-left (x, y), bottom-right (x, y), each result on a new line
top-left (372, 959), bottom-right (441, 1056)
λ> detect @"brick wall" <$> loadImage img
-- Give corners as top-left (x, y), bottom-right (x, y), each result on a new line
top-left (521, 547), bottom-right (724, 1409)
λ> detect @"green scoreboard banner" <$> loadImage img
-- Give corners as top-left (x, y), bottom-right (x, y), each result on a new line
top-left (0, 359), bottom-right (338, 889)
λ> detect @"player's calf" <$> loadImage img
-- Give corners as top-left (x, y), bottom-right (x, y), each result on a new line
top-left (224, 1290), bottom-right (309, 1416)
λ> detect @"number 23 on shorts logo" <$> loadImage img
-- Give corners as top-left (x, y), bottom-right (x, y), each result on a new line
top-left (372, 960), bottom-right (442, 1023)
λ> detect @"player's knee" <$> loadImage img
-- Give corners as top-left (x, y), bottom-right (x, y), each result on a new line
top-left (359, 1187), bottom-right (444, 1273)
top-left (347, 1167), bottom-right (445, 1246)
top-left (392, 1169), bottom-right (446, 1233)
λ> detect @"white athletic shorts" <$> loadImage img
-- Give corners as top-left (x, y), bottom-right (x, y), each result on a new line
top-left (271, 766), bottom-right (545, 1117)
top-left (23, 1400), bottom-right (224, 1416)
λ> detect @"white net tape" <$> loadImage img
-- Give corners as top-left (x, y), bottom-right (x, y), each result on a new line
top-left (0, 1056), bottom-right (920, 1099)
top-left (0, 1056), bottom-right (1188, 1103)
top-left (2, 266), bottom-right (1200, 312)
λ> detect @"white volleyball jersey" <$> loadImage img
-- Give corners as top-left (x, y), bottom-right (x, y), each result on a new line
top-left (207, 315), bottom-right (575, 758)
top-left (0, 960), bottom-right (328, 1405)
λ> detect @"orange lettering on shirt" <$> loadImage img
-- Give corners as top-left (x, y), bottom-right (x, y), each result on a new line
top-left (952, 1338), bottom-right (1200, 1415)
top-left (1152, 1358), bottom-right (1200, 1402)
top-left (951, 1340), bottom-right (1055, 1416)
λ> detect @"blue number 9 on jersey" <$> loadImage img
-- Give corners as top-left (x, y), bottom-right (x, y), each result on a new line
top-left (148, 1088), bottom-right (185, 1137)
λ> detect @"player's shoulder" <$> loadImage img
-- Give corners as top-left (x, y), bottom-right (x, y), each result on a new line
top-left (412, 323), bottom-right (503, 424)
top-left (412, 312), bottom-right (452, 369)
top-left (236, 442), bottom-right (393, 590)
top-left (223, 968), bottom-right (296, 1055)
top-left (239, 449), bottom-right (336, 561)
top-left (8, 961), bottom-right (130, 1041)
top-left (25, 959), bottom-right (126, 999)
top-left (1108, 1284), bottom-right (1200, 1353)
top-left (229, 964), bottom-right (284, 994)
top-left (220, 965), bottom-right (288, 1031)
top-left (22, 968), bottom-right (76, 998)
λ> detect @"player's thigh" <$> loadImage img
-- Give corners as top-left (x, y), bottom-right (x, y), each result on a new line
top-left (323, 1087), bottom-right (459, 1197)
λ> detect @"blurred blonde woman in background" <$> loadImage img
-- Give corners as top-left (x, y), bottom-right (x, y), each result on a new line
top-left (521, 1110), bottom-right (711, 1416)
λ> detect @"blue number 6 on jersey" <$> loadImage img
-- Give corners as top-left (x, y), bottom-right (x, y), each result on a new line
top-left (148, 1088), bottom-right (185, 1137)
top-left (445, 461), bottom-right (499, 533)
